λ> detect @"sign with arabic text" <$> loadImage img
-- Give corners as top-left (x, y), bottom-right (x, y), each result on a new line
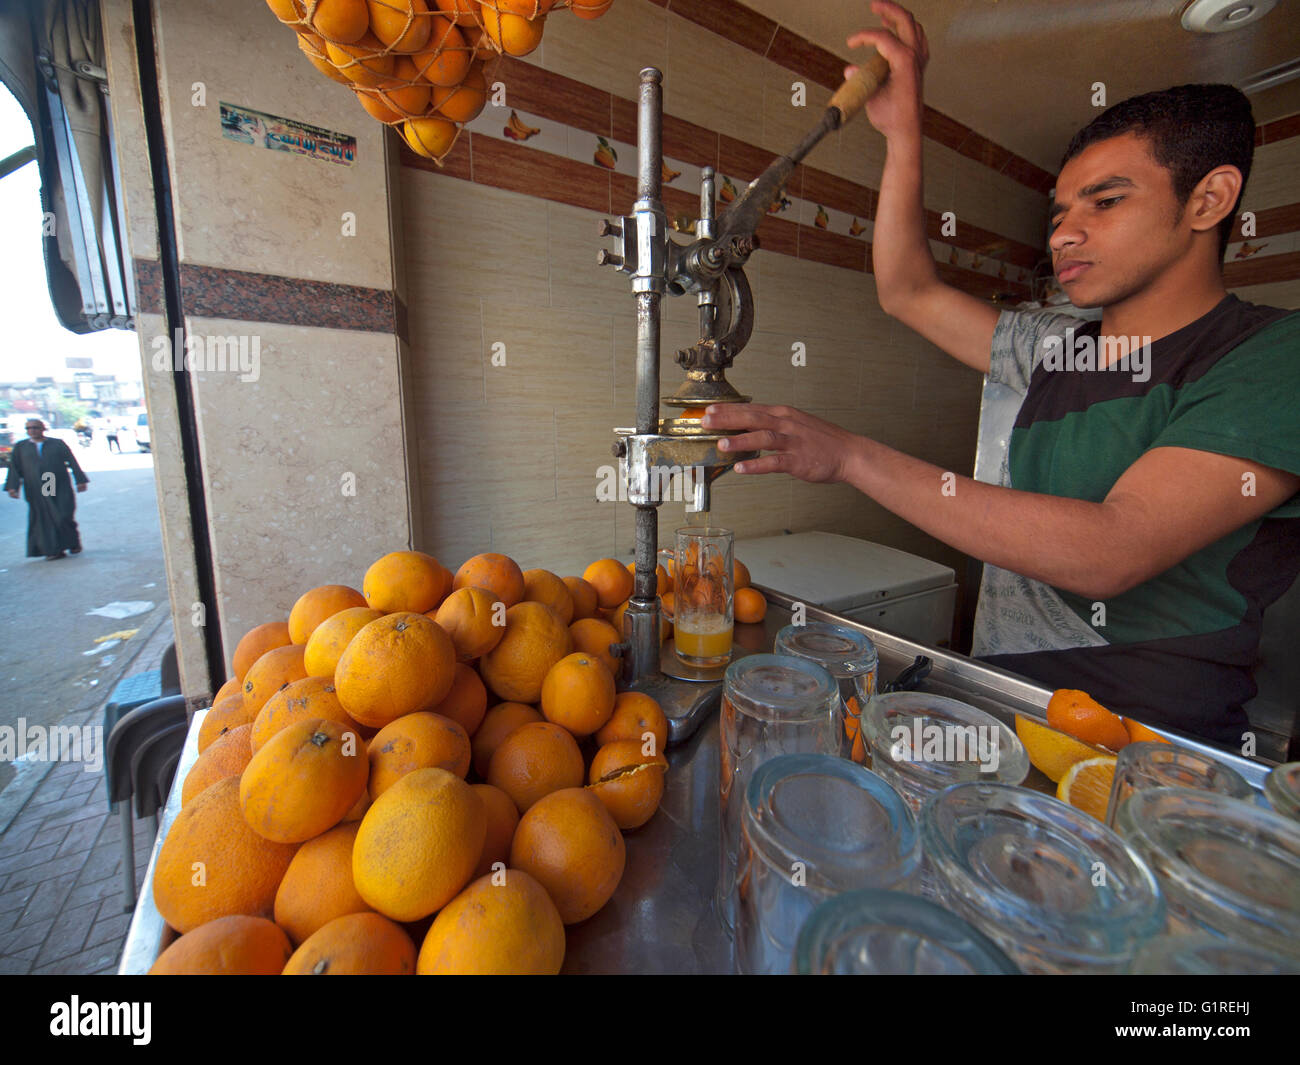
top-left (220, 102), bottom-right (356, 166)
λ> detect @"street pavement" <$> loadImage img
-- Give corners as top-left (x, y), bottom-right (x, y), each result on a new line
top-left (0, 429), bottom-right (173, 973)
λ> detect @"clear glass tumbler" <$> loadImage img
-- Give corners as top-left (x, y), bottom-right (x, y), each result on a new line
top-left (1129, 933), bottom-right (1300, 975)
top-left (1115, 786), bottom-right (1300, 956)
top-left (717, 654), bottom-right (839, 936)
top-left (921, 782), bottom-right (1166, 974)
top-left (1264, 762), bottom-right (1300, 822)
top-left (861, 692), bottom-right (1030, 814)
top-left (793, 889), bottom-right (1020, 975)
top-left (774, 622), bottom-right (878, 762)
top-left (674, 525), bottom-right (734, 668)
top-left (1103, 741), bottom-right (1252, 828)
top-left (735, 754), bottom-right (921, 974)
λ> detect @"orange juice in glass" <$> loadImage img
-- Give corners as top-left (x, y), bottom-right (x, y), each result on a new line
top-left (674, 526), bottom-right (734, 668)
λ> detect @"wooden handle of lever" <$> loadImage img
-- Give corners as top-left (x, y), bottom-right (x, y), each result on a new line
top-left (828, 50), bottom-right (891, 125)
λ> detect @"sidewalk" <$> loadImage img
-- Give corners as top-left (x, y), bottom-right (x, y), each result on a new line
top-left (0, 618), bottom-right (177, 974)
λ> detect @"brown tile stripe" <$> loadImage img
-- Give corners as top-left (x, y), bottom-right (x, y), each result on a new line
top-left (1223, 249), bottom-right (1300, 289)
top-left (660, 0), bottom-right (1056, 195)
top-left (472, 133), bottom-right (612, 212)
top-left (132, 259), bottom-right (400, 333)
top-left (493, 55), bottom-right (611, 138)
top-left (1247, 202), bottom-right (1300, 240)
top-left (1256, 113), bottom-right (1300, 145)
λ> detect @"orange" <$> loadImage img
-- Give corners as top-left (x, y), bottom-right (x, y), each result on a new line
top-left (198, 696), bottom-right (254, 754)
top-left (587, 739), bottom-right (668, 830)
top-left (594, 690), bottom-right (668, 756)
top-left (303, 606), bottom-right (384, 677)
top-left (479, 601), bottom-right (573, 703)
top-left (308, 0), bottom-right (370, 42)
top-left (182, 724), bottom-right (253, 806)
top-left (608, 598), bottom-right (669, 643)
top-left (325, 33), bottom-right (397, 86)
top-left (409, 15), bottom-right (470, 85)
top-left (734, 559), bottom-right (751, 590)
top-left (214, 676), bottom-right (242, 706)
top-left (472, 701), bottom-right (543, 777)
top-left (283, 911), bottom-right (416, 974)
top-left (149, 915), bottom-right (292, 975)
top-left (583, 557), bottom-right (634, 609)
top-left (343, 789), bottom-right (371, 823)
top-left (352, 767), bottom-right (487, 921)
top-left (563, 576), bottom-right (600, 621)
top-left (251, 675), bottom-right (366, 755)
top-left (298, 32), bottom-right (355, 83)
top-left (1014, 714), bottom-right (1106, 784)
top-left (367, 0), bottom-right (432, 52)
top-left (428, 661), bottom-right (488, 736)
top-left (659, 592), bottom-right (675, 621)
top-left (241, 718), bottom-right (369, 843)
top-left (845, 695), bottom-right (866, 763)
top-left (462, 20), bottom-right (495, 58)
top-left (471, 783), bottom-right (520, 878)
top-left (540, 652), bottom-right (616, 737)
top-left (570, 0), bottom-right (612, 18)
top-left (232, 621), bottom-right (292, 681)
top-left (434, 0), bottom-right (480, 25)
top-left (453, 552), bottom-right (526, 608)
top-left (153, 777), bottom-right (298, 933)
top-left (430, 61), bottom-right (487, 123)
top-left (510, 787), bottom-right (625, 924)
top-left (479, 6), bottom-right (545, 55)
top-left (241, 643), bottom-right (309, 718)
top-left (417, 869), bottom-right (564, 974)
top-left (288, 584), bottom-right (368, 645)
top-left (370, 60), bottom-right (433, 119)
top-left (496, 0), bottom-right (558, 15)
top-left (624, 560), bottom-right (670, 596)
top-left (523, 568), bottom-right (575, 625)
top-left (334, 612), bottom-right (457, 728)
top-left (1057, 756), bottom-right (1119, 821)
top-left (1123, 717), bottom-right (1171, 745)
top-left (363, 550), bottom-right (447, 614)
top-left (266, 0), bottom-right (306, 23)
top-left (274, 821), bottom-right (373, 945)
top-left (487, 721), bottom-right (584, 814)
top-left (368, 712), bottom-right (471, 799)
top-left (734, 587), bottom-right (767, 624)
top-left (434, 586), bottom-right (505, 661)
top-left (1046, 689), bottom-right (1130, 752)
top-left (568, 616), bottom-right (621, 677)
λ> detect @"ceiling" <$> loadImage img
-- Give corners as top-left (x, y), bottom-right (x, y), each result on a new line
top-left (742, 0), bottom-right (1300, 171)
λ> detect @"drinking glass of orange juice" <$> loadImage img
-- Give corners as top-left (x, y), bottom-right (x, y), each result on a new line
top-left (674, 526), bottom-right (734, 668)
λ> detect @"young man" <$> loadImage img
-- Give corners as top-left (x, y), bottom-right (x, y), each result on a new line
top-left (703, 1), bottom-right (1299, 747)
top-left (5, 419), bottom-right (90, 560)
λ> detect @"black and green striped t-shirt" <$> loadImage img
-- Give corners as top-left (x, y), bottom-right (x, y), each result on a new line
top-left (971, 295), bottom-right (1300, 746)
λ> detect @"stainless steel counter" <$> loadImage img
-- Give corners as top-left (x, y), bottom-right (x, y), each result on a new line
top-left (120, 591), bottom-right (1272, 975)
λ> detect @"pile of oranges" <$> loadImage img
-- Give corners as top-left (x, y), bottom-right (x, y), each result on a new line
top-left (267, 0), bottom-right (614, 163)
top-left (152, 546), bottom-right (762, 975)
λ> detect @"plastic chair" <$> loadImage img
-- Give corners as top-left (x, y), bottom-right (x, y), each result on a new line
top-left (130, 719), bottom-right (186, 822)
top-left (160, 642), bottom-right (181, 697)
top-left (101, 670), bottom-right (163, 803)
top-left (105, 695), bottom-right (187, 910)
top-left (154, 748), bottom-right (183, 816)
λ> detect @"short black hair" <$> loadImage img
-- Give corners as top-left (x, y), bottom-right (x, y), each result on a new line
top-left (1059, 84), bottom-right (1255, 260)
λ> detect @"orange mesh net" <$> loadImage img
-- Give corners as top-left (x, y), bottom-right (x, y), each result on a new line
top-left (270, 0), bottom-right (614, 164)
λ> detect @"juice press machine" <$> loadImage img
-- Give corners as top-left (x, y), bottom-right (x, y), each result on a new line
top-left (598, 55), bottom-right (890, 741)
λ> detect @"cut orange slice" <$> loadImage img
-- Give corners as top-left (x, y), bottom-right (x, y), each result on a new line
top-left (1057, 755), bottom-right (1118, 821)
top-left (1014, 714), bottom-right (1106, 784)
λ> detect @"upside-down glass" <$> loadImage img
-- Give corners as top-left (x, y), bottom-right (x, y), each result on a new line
top-left (1103, 741), bottom-right (1252, 828)
top-left (1115, 787), bottom-right (1300, 957)
top-left (774, 622), bottom-right (878, 762)
top-left (921, 782), bottom-right (1166, 974)
top-left (674, 526), bottom-right (734, 668)
top-left (717, 655), bottom-right (840, 936)
top-left (861, 692), bottom-right (1030, 814)
top-left (794, 889), bottom-right (1021, 975)
top-left (735, 755), bottom-right (921, 974)
top-left (1264, 762), bottom-right (1300, 822)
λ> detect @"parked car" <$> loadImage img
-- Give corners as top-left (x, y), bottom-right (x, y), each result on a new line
top-left (135, 412), bottom-right (150, 452)
top-left (0, 429), bottom-right (12, 468)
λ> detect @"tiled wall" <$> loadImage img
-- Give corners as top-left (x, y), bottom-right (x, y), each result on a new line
top-left (399, 0), bottom-right (1033, 591)
top-left (1227, 121), bottom-right (1300, 308)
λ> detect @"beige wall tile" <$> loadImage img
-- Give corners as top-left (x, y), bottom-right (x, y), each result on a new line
top-left (1228, 280), bottom-right (1300, 309)
top-left (836, 118), bottom-right (888, 190)
top-left (664, 16), bottom-right (767, 148)
top-left (425, 503), bottom-right (492, 574)
top-left (153, 1), bottom-right (392, 288)
top-left (1244, 138), bottom-right (1300, 210)
top-left (763, 64), bottom-right (833, 158)
top-left (483, 304), bottom-right (614, 406)
top-left (493, 494), bottom-right (618, 578)
top-left (549, 199), bottom-right (637, 312)
top-left (538, 0), bottom-right (669, 100)
top-left (406, 289), bottom-right (486, 409)
top-left (102, 0), bottom-right (158, 263)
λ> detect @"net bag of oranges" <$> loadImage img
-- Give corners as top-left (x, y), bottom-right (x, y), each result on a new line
top-left (266, 0), bottom-right (614, 165)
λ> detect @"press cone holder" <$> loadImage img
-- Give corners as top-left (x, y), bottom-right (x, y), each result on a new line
top-left (599, 60), bottom-right (887, 741)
